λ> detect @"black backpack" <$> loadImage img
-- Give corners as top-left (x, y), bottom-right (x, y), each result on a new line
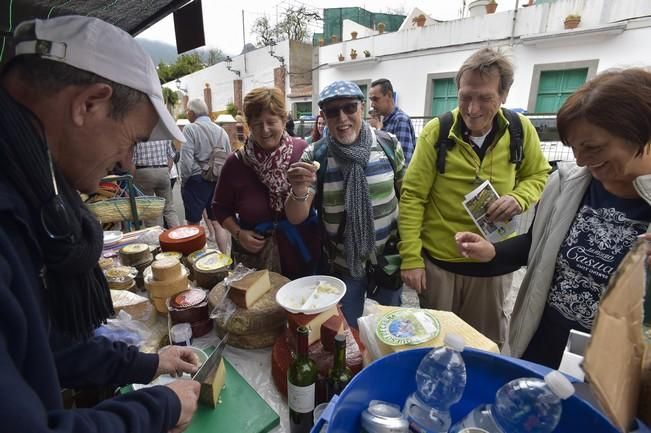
top-left (435, 108), bottom-right (523, 174)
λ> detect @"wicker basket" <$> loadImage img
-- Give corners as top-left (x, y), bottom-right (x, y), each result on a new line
top-left (87, 196), bottom-right (165, 223)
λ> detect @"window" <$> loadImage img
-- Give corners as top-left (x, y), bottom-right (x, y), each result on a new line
top-left (431, 78), bottom-right (458, 116)
top-left (294, 102), bottom-right (312, 118)
top-left (534, 69), bottom-right (588, 113)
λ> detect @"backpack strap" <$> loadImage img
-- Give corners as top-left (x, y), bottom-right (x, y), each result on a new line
top-left (374, 129), bottom-right (401, 196)
top-left (434, 111), bottom-right (455, 174)
top-left (502, 108), bottom-right (524, 169)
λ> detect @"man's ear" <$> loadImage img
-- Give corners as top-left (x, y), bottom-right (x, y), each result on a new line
top-left (70, 83), bottom-right (114, 126)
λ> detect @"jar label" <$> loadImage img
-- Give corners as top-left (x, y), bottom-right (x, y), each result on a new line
top-left (287, 382), bottom-right (315, 413)
top-left (169, 227), bottom-right (200, 240)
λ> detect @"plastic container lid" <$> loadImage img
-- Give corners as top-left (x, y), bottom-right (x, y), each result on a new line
top-left (444, 333), bottom-right (465, 352)
top-left (170, 323), bottom-right (192, 345)
top-left (545, 370), bottom-right (575, 400)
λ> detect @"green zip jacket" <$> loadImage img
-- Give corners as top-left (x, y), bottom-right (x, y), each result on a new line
top-left (399, 108), bottom-right (550, 270)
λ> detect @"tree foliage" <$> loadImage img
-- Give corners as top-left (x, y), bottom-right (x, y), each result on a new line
top-left (157, 53), bottom-right (205, 84)
top-left (204, 48), bottom-right (226, 66)
top-left (251, 6), bottom-right (321, 46)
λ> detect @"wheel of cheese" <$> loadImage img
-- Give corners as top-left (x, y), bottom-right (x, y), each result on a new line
top-left (193, 252), bottom-right (232, 289)
top-left (215, 324), bottom-right (282, 349)
top-left (144, 268), bottom-right (189, 311)
top-left (155, 251), bottom-right (183, 261)
top-left (119, 243), bottom-right (153, 266)
top-left (159, 226), bottom-right (206, 255)
top-left (208, 272), bottom-right (289, 336)
top-left (151, 258), bottom-right (182, 281)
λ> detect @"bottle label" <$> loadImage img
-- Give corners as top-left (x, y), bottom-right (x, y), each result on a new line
top-left (287, 381), bottom-right (315, 413)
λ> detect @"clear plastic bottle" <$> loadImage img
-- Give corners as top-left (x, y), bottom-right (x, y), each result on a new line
top-left (449, 370), bottom-right (575, 433)
top-left (403, 333), bottom-right (467, 433)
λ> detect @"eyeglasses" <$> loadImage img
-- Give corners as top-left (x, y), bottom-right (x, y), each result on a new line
top-left (323, 101), bottom-right (359, 119)
top-left (40, 150), bottom-right (74, 242)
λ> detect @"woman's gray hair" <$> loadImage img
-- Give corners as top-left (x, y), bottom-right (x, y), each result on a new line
top-left (455, 48), bottom-right (514, 97)
top-left (187, 98), bottom-right (209, 116)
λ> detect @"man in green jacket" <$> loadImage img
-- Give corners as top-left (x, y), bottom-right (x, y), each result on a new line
top-left (398, 48), bottom-right (550, 346)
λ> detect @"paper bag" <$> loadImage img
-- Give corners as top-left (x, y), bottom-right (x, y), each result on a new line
top-left (583, 239), bottom-right (646, 432)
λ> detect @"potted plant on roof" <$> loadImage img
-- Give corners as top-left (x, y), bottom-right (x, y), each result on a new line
top-left (413, 14), bottom-right (427, 27)
top-left (338, 53), bottom-right (345, 62)
top-left (377, 22), bottom-right (385, 34)
top-left (363, 49), bottom-right (371, 58)
top-left (486, 0), bottom-right (498, 14)
top-left (564, 14), bottom-right (581, 29)
top-left (350, 49), bottom-right (358, 60)
top-left (351, 31), bottom-right (358, 40)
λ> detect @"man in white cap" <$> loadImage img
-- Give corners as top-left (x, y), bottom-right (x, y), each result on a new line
top-left (0, 16), bottom-right (200, 433)
top-left (286, 80), bottom-right (406, 327)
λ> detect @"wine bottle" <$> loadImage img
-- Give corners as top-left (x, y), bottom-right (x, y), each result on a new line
top-left (288, 326), bottom-right (317, 433)
top-left (326, 334), bottom-right (353, 401)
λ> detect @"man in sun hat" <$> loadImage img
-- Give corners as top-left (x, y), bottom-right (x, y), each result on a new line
top-left (286, 80), bottom-right (406, 327)
top-left (0, 15), bottom-right (200, 433)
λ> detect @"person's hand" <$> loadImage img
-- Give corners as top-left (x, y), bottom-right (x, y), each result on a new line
top-left (287, 162), bottom-right (317, 196)
top-left (166, 379), bottom-right (200, 433)
top-left (455, 232), bottom-right (496, 262)
top-left (238, 229), bottom-right (267, 253)
top-left (486, 195), bottom-right (522, 223)
top-left (157, 346), bottom-right (199, 378)
top-left (638, 232), bottom-right (651, 266)
top-left (401, 268), bottom-right (426, 294)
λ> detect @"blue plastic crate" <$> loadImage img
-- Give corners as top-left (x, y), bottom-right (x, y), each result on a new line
top-left (319, 347), bottom-right (650, 433)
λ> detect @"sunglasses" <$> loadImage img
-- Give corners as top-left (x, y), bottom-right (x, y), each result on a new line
top-left (40, 150), bottom-right (74, 243)
top-left (323, 101), bottom-right (359, 119)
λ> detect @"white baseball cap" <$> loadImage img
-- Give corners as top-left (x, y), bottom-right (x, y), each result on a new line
top-left (13, 15), bottom-right (185, 142)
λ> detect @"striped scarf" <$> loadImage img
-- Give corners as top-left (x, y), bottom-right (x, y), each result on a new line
top-left (328, 123), bottom-right (375, 278)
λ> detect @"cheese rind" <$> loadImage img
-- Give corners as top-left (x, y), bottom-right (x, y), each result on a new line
top-left (229, 270), bottom-right (272, 309)
top-left (199, 358), bottom-right (227, 408)
top-left (287, 306), bottom-right (339, 346)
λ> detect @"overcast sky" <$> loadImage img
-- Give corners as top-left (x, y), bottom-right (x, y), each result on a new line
top-left (138, 0), bottom-right (518, 56)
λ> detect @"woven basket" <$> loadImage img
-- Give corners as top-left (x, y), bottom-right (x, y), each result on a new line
top-left (87, 196), bottom-right (165, 223)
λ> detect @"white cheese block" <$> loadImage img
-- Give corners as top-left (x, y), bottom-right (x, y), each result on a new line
top-left (229, 270), bottom-right (272, 309)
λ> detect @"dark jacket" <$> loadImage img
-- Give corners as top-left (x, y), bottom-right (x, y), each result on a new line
top-left (0, 178), bottom-right (181, 433)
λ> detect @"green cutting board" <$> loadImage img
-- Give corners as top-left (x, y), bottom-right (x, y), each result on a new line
top-left (185, 358), bottom-right (279, 433)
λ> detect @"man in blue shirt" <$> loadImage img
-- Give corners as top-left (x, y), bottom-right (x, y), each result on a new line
top-left (369, 78), bottom-right (416, 163)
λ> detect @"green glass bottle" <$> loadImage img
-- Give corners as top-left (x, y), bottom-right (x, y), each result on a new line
top-left (288, 326), bottom-right (317, 433)
top-left (326, 334), bottom-right (353, 401)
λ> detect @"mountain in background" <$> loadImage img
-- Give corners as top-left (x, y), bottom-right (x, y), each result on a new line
top-left (136, 39), bottom-right (179, 65)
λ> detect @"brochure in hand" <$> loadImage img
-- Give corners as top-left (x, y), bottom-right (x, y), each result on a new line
top-left (462, 180), bottom-right (516, 243)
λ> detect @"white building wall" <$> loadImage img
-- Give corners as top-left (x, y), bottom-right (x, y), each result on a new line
top-left (315, 0), bottom-right (651, 116)
top-left (164, 41), bottom-right (290, 111)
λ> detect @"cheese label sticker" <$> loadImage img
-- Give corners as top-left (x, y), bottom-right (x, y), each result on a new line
top-left (376, 309), bottom-right (440, 346)
top-left (121, 243), bottom-right (149, 254)
top-left (169, 226), bottom-right (200, 240)
top-left (173, 289), bottom-right (206, 308)
top-left (195, 252), bottom-right (232, 271)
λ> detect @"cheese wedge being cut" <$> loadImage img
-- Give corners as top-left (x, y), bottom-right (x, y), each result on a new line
top-left (199, 358), bottom-right (227, 408)
top-left (320, 314), bottom-right (344, 352)
top-left (229, 270), bottom-right (271, 309)
top-left (287, 306), bottom-right (339, 346)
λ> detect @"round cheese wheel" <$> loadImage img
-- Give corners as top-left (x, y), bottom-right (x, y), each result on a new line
top-left (119, 243), bottom-right (153, 266)
top-left (215, 324), bottom-right (281, 349)
top-left (144, 267), bottom-right (189, 304)
top-left (159, 226), bottom-right (206, 255)
top-left (208, 272), bottom-right (289, 336)
top-left (151, 258), bottom-right (182, 281)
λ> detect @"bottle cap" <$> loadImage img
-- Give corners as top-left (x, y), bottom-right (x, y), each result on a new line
top-left (545, 370), bottom-right (575, 399)
top-left (444, 333), bottom-right (465, 352)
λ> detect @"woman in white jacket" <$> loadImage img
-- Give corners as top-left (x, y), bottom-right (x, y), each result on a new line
top-left (455, 68), bottom-right (651, 368)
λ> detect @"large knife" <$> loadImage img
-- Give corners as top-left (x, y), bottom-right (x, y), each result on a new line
top-left (192, 334), bottom-right (229, 382)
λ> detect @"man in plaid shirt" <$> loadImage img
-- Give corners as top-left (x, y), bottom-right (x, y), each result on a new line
top-left (129, 139), bottom-right (180, 227)
top-left (369, 78), bottom-right (416, 164)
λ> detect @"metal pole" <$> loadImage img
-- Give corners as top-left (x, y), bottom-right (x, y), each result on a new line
top-left (242, 10), bottom-right (247, 72)
top-left (510, 0), bottom-right (521, 46)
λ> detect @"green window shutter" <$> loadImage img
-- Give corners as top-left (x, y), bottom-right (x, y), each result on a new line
top-left (294, 102), bottom-right (312, 118)
top-left (431, 78), bottom-right (458, 116)
top-left (535, 68), bottom-right (588, 113)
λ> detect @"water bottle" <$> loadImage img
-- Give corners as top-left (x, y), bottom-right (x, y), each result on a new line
top-left (449, 370), bottom-right (575, 433)
top-left (403, 333), bottom-right (467, 433)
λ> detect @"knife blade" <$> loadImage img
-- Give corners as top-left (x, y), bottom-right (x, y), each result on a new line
top-left (192, 334), bottom-right (229, 383)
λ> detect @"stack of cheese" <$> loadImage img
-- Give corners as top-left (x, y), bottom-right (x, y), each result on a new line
top-left (119, 243), bottom-right (154, 290)
top-left (144, 257), bottom-right (189, 313)
top-left (271, 305), bottom-right (364, 397)
top-left (208, 270), bottom-right (287, 349)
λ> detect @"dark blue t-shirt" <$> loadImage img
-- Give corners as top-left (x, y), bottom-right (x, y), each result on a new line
top-left (523, 178), bottom-right (651, 368)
